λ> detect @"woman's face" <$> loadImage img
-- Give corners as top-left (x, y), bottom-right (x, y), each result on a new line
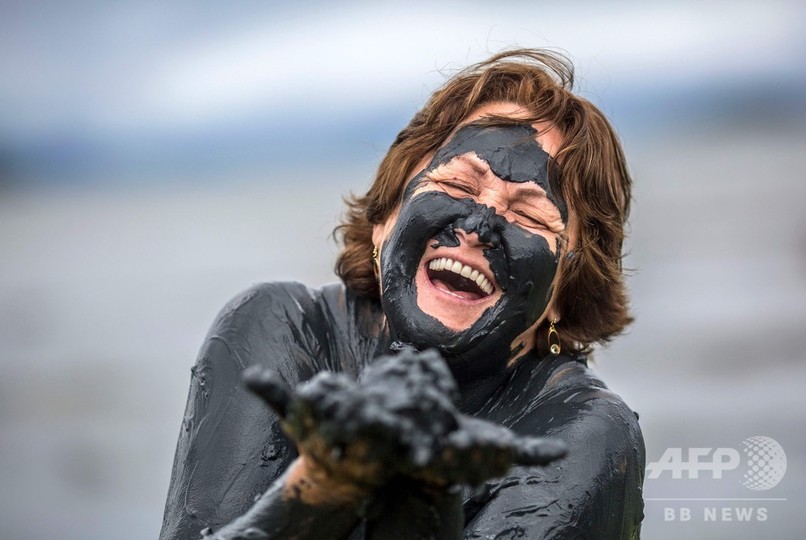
top-left (373, 102), bottom-right (570, 371)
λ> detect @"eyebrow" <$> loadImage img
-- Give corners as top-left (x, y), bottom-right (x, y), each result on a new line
top-left (440, 153), bottom-right (554, 204)
top-left (451, 153), bottom-right (490, 177)
top-left (512, 184), bottom-right (549, 200)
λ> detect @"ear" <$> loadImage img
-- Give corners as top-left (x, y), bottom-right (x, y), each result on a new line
top-left (372, 209), bottom-right (400, 253)
top-left (546, 222), bottom-right (575, 325)
top-left (544, 277), bottom-right (562, 324)
top-left (546, 305), bottom-right (560, 324)
top-left (372, 223), bottom-right (385, 252)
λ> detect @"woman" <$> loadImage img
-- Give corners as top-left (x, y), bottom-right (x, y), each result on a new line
top-left (160, 49), bottom-right (645, 539)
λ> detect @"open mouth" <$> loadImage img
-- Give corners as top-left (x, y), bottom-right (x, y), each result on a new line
top-left (426, 257), bottom-right (495, 301)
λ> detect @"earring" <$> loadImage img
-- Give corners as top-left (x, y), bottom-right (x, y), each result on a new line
top-left (548, 319), bottom-right (561, 356)
top-left (372, 246), bottom-right (380, 279)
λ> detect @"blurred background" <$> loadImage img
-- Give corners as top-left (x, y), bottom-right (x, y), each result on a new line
top-left (1, 1), bottom-right (804, 538)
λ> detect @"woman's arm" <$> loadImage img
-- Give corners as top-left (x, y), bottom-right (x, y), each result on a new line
top-left (160, 283), bottom-right (330, 539)
top-left (218, 350), bottom-right (566, 540)
top-left (161, 284), bottom-right (464, 540)
top-left (208, 458), bottom-right (366, 539)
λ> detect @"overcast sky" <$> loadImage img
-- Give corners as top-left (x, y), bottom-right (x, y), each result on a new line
top-left (1, 1), bottom-right (804, 184)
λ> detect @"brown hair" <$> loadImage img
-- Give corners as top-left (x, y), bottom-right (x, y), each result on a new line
top-left (334, 48), bottom-right (633, 355)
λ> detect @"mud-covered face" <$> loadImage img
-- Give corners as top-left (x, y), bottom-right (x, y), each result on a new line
top-left (378, 122), bottom-right (568, 375)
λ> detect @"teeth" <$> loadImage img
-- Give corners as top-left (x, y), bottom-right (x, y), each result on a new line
top-left (476, 273), bottom-right (493, 295)
top-left (427, 257), bottom-right (494, 295)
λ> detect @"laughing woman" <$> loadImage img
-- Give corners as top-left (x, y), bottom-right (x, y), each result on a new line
top-left (160, 49), bottom-right (645, 540)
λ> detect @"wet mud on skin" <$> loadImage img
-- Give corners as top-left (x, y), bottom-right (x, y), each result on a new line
top-left (160, 283), bottom-right (645, 540)
top-left (425, 123), bottom-right (567, 220)
top-left (160, 119), bottom-right (641, 540)
top-left (381, 123), bottom-right (565, 400)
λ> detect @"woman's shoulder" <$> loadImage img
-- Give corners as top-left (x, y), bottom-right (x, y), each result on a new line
top-left (494, 353), bottom-right (645, 471)
top-left (214, 281), bottom-right (373, 323)
top-left (203, 281), bottom-right (384, 377)
top-left (465, 355), bottom-right (646, 538)
top-left (215, 281), bottom-right (320, 319)
top-left (533, 354), bottom-right (643, 445)
top-left (196, 282), bottom-right (331, 376)
top-left (208, 281), bottom-right (346, 336)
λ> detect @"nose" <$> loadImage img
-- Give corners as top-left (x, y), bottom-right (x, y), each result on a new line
top-left (454, 228), bottom-right (496, 249)
top-left (452, 204), bottom-right (500, 247)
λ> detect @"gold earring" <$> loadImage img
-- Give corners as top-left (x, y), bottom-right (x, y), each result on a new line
top-left (548, 319), bottom-right (561, 356)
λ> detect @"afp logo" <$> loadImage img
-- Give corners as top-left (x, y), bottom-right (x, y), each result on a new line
top-left (647, 436), bottom-right (787, 490)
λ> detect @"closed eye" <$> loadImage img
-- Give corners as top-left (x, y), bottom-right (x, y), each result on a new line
top-left (513, 209), bottom-right (548, 230)
top-left (441, 180), bottom-right (476, 195)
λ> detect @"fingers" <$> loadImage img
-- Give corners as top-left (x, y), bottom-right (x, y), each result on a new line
top-left (512, 437), bottom-right (567, 466)
top-left (243, 365), bottom-right (292, 418)
top-left (453, 417), bottom-right (567, 467)
top-left (241, 354), bottom-right (568, 492)
top-left (426, 418), bottom-right (567, 486)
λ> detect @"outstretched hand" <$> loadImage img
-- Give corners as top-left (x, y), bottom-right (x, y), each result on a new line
top-left (243, 348), bottom-right (566, 491)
